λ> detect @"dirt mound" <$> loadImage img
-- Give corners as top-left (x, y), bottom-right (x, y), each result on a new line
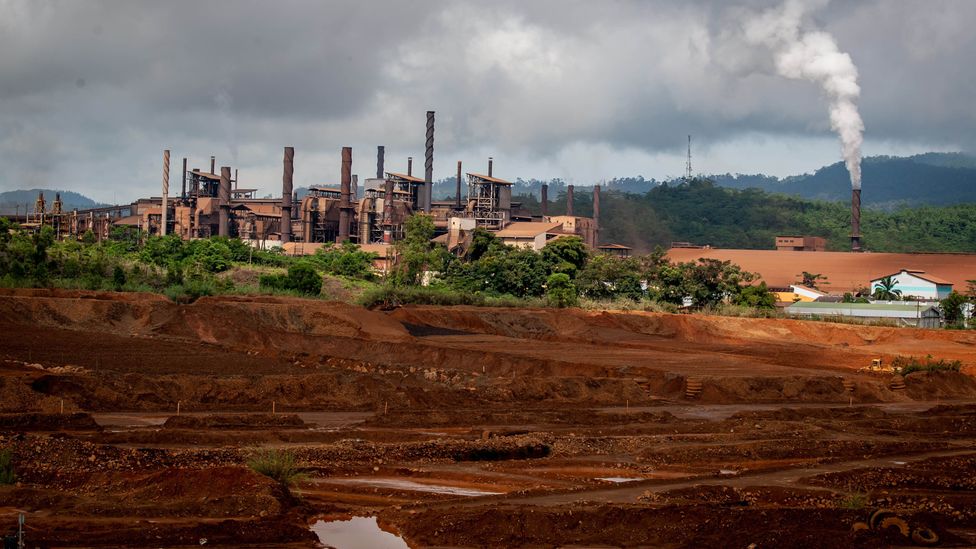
top-left (0, 412), bottom-right (101, 431)
top-left (162, 413), bottom-right (306, 430)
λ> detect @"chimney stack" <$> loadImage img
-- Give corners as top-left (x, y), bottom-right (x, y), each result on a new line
top-left (161, 150), bottom-right (169, 236)
top-left (383, 179), bottom-right (394, 244)
top-left (281, 147), bottom-right (294, 243)
top-left (851, 188), bottom-right (862, 252)
top-left (566, 185), bottom-right (575, 216)
top-left (592, 184), bottom-right (601, 247)
top-left (234, 168), bottom-right (238, 190)
top-left (424, 110), bottom-right (434, 213)
top-left (488, 157), bottom-right (493, 177)
top-left (540, 184), bottom-right (548, 217)
top-left (338, 146), bottom-right (352, 242)
top-left (352, 174), bottom-right (359, 201)
top-left (376, 146), bottom-right (385, 179)
top-left (181, 157), bottom-right (187, 200)
top-left (455, 160), bottom-right (463, 209)
top-left (210, 156), bottom-right (216, 174)
top-left (218, 166), bottom-right (231, 237)
top-left (407, 156), bottom-right (413, 177)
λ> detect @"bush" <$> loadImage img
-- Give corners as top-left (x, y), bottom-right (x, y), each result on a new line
top-left (359, 284), bottom-right (487, 309)
top-left (545, 273), bottom-right (577, 308)
top-left (893, 355), bottom-right (963, 376)
top-left (247, 449), bottom-right (305, 487)
top-left (838, 491), bottom-right (868, 509)
top-left (0, 448), bottom-right (15, 485)
top-left (260, 262), bottom-right (322, 296)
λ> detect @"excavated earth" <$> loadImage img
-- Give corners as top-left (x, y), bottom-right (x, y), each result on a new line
top-left (0, 288), bottom-right (975, 547)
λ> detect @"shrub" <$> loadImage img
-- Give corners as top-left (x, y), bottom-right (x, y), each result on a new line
top-left (359, 284), bottom-right (487, 309)
top-left (0, 448), bottom-right (15, 485)
top-left (260, 263), bottom-right (322, 296)
top-left (247, 449), bottom-right (305, 487)
top-left (893, 355), bottom-right (963, 376)
top-left (838, 491), bottom-right (868, 509)
top-left (545, 273), bottom-right (577, 308)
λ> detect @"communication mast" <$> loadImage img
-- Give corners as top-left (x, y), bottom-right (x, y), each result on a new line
top-left (685, 135), bottom-right (693, 182)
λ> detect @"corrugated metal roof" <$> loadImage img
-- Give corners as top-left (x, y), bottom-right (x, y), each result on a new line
top-left (467, 173), bottom-right (513, 185)
top-left (190, 170), bottom-right (221, 180)
top-left (496, 221), bottom-right (562, 238)
top-left (873, 269), bottom-right (953, 286)
top-left (386, 172), bottom-right (425, 184)
top-left (598, 243), bottom-right (633, 250)
top-left (786, 301), bottom-right (940, 318)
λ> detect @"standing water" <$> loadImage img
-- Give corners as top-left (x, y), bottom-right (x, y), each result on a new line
top-left (310, 516), bottom-right (409, 549)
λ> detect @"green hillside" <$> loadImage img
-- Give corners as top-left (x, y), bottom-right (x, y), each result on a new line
top-left (520, 179), bottom-right (976, 254)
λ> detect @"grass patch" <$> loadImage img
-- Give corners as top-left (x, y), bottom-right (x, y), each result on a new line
top-left (838, 491), bottom-right (868, 509)
top-left (893, 355), bottom-right (963, 376)
top-left (246, 449), bottom-right (306, 487)
top-left (0, 448), bottom-right (15, 485)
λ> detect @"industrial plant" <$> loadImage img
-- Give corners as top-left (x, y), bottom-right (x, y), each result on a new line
top-left (17, 111), bottom-right (599, 255)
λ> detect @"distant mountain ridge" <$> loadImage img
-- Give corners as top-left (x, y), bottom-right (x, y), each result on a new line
top-left (0, 189), bottom-right (106, 215)
top-left (710, 153), bottom-right (976, 208)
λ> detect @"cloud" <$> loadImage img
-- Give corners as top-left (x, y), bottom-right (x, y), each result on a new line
top-left (0, 0), bottom-right (973, 202)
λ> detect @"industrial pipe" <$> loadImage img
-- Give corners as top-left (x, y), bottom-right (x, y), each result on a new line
top-left (851, 188), bottom-right (862, 252)
top-left (376, 146), bottom-right (385, 179)
top-left (488, 157), bottom-right (493, 177)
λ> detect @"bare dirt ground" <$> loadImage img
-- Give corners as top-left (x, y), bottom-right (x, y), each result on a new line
top-left (1, 288), bottom-right (975, 547)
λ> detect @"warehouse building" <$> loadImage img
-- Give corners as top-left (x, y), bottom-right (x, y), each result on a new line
top-left (870, 269), bottom-right (954, 300)
top-left (785, 302), bottom-right (942, 328)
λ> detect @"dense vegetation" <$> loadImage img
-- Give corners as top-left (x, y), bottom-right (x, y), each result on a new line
top-left (516, 179), bottom-right (976, 253)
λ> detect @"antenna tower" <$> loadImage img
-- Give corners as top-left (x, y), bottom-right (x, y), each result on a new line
top-left (685, 135), bottom-right (692, 181)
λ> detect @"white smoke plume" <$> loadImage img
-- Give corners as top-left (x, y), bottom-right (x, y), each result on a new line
top-left (743, 0), bottom-right (864, 189)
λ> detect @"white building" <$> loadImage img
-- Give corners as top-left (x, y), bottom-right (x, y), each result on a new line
top-left (870, 269), bottom-right (953, 300)
top-left (786, 302), bottom-right (943, 328)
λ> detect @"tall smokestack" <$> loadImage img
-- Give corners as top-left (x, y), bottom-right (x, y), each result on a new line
top-left (488, 157), bottom-right (493, 177)
top-left (338, 146), bottom-right (352, 242)
top-left (851, 188), bottom-right (862, 252)
top-left (424, 110), bottom-right (434, 213)
top-left (352, 174), bottom-right (359, 201)
top-left (541, 184), bottom-right (549, 217)
top-left (407, 157), bottom-right (413, 177)
top-left (218, 166), bottom-right (231, 237)
top-left (383, 179), bottom-right (394, 244)
top-left (161, 150), bottom-right (169, 236)
top-left (281, 147), bottom-right (294, 243)
top-left (592, 184), bottom-right (601, 246)
top-left (210, 156), bottom-right (216, 174)
top-left (376, 146), bottom-right (385, 179)
top-left (566, 185), bottom-right (575, 216)
top-left (181, 157), bottom-right (187, 200)
top-left (234, 168), bottom-right (238, 190)
top-left (455, 160), bottom-right (462, 209)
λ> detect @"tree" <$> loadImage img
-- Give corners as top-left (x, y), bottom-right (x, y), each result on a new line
top-left (576, 254), bottom-right (643, 301)
top-left (545, 273), bottom-right (577, 308)
top-left (871, 275), bottom-right (902, 301)
top-left (735, 282), bottom-right (776, 309)
top-left (797, 271), bottom-right (828, 290)
top-left (941, 291), bottom-right (968, 326)
top-left (286, 262), bottom-right (323, 296)
top-left (541, 236), bottom-right (588, 278)
top-left (682, 259), bottom-right (756, 308)
top-left (312, 241), bottom-right (378, 280)
top-left (392, 215), bottom-right (445, 286)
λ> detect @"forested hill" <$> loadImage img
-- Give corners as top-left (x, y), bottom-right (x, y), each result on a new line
top-left (433, 153), bottom-right (976, 209)
top-left (712, 153), bottom-right (976, 208)
top-left (517, 179), bottom-right (976, 254)
top-left (0, 189), bottom-right (105, 214)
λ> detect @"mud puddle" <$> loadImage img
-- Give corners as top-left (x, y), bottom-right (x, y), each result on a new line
top-left (323, 477), bottom-right (504, 496)
top-left (596, 477), bottom-right (642, 483)
top-left (311, 516), bottom-right (408, 549)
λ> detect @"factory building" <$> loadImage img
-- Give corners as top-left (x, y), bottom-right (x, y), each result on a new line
top-left (869, 269), bottom-right (954, 301)
top-left (20, 113), bottom-right (600, 254)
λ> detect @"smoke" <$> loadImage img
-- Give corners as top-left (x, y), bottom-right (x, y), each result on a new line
top-left (743, 0), bottom-right (864, 188)
top-left (214, 87), bottom-right (239, 165)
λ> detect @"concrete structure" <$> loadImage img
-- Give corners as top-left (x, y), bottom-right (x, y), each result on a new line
top-left (495, 221), bottom-right (563, 250)
top-left (771, 284), bottom-right (827, 304)
top-left (870, 269), bottom-right (954, 300)
top-left (775, 236), bottom-right (826, 252)
top-left (785, 301), bottom-right (942, 328)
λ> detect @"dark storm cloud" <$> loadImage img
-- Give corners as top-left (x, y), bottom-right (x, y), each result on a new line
top-left (0, 0), bottom-right (973, 201)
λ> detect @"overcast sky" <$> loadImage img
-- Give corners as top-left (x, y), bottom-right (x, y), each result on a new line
top-left (1, 0), bottom-right (973, 203)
